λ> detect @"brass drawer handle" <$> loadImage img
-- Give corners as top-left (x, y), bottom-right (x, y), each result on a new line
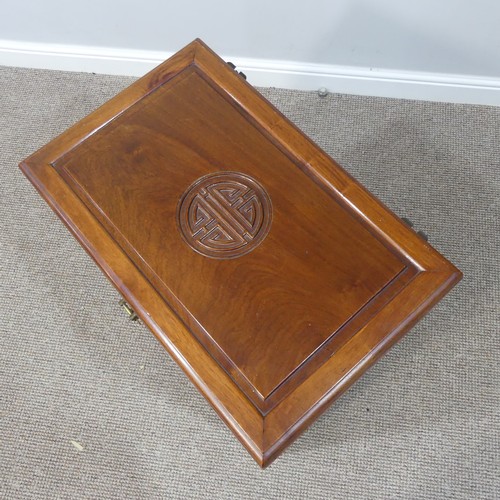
top-left (118, 299), bottom-right (139, 321)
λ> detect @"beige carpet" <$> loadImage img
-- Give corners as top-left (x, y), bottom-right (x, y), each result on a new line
top-left (0, 66), bottom-right (499, 499)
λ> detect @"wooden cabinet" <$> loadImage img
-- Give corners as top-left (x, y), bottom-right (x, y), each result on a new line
top-left (20, 39), bottom-right (462, 467)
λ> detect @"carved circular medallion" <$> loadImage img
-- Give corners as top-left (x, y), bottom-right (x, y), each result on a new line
top-left (177, 171), bottom-right (272, 259)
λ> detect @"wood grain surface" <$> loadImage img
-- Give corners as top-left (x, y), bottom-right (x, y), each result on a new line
top-left (19, 39), bottom-right (462, 467)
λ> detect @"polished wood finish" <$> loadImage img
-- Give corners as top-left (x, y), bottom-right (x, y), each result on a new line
top-left (19, 39), bottom-right (462, 467)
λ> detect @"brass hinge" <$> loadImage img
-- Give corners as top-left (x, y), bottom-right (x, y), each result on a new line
top-left (118, 299), bottom-right (139, 321)
top-left (401, 217), bottom-right (428, 241)
top-left (226, 61), bottom-right (247, 80)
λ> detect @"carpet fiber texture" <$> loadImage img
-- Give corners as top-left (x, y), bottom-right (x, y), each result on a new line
top-left (0, 66), bottom-right (499, 499)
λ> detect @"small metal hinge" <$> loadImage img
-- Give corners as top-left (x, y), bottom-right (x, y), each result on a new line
top-left (226, 61), bottom-right (247, 80)
top-left (417, 230), bottom-right (428, 242)
top-left (401, 216), bottom-right (429, 241)
top-left (119, 299), bottom-right (139, 321)
top-left (401, 217), bottom-right (414, 228)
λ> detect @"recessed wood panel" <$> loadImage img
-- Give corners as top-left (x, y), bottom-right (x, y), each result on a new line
top-left (52, 67), bottom-right (409, 410)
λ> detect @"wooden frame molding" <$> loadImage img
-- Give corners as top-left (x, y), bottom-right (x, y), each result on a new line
top-left (20, 39), bottom-right (462, 467)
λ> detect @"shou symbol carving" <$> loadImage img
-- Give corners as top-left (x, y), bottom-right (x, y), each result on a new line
top-left (177, 172), bottom-right (272, 259)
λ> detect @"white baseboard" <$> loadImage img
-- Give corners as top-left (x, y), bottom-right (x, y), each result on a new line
top-left (1, 40), bottom-right (500, 106)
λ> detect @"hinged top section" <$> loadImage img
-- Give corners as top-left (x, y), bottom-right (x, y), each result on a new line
top-left (20, 39), bottom-right (461, 465)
